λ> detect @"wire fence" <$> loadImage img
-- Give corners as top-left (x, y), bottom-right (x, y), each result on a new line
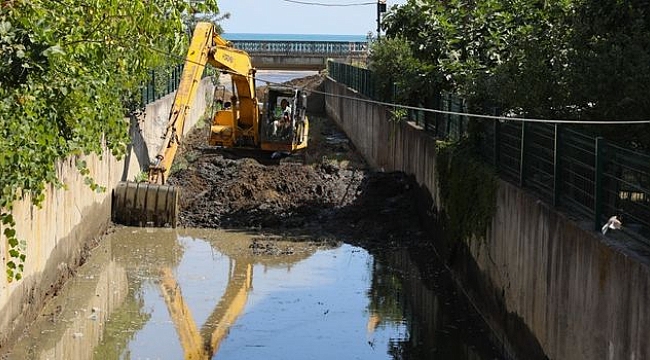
top-left (328, 61), bottom-right (650, 243)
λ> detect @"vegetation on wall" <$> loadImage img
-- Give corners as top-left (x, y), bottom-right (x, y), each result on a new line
top-left (0, 0), bottom-right (220, 281)
top-left (435, 139), bottom-right (497, 243)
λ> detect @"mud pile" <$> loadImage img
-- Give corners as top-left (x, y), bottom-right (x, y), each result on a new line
top-left (168, 75), bottom-right (424, 245)
top-left (169, 153), bottom-right (422, 244)
top-left (169, 154), bottom-right (362, 229)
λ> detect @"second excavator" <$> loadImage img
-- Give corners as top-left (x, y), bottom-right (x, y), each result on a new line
top-left (112, 22), bottom-right (309, 227)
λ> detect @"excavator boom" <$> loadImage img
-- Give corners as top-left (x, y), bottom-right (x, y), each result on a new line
top-left (150, 22), bottom-right (215, 184)
top-left (112, 22), bottom-right (308, 227)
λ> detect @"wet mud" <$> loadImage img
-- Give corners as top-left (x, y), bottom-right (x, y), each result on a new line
top-left (167, 87), bottom-right (425, 247)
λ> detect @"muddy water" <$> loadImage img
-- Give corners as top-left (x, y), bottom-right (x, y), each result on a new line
top-left (10, 228), bottom-right (505, 360)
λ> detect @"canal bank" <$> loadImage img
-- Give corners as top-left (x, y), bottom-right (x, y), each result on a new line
top-left (322, 76), bottom-right (650, 360)
top-left (0, 77), bottom-right (215, 352)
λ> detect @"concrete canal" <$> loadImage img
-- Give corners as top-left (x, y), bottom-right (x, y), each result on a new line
top-left (9, 228), bottom-right (506, 359)
top-left (8, 79), bottom-right (508, 359)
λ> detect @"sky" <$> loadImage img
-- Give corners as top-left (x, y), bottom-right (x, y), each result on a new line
top-left (216, 0), bottom-right (408, 36)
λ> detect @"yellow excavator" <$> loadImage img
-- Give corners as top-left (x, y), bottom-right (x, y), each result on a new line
top-left (112, 22), bottom-right (309, 227)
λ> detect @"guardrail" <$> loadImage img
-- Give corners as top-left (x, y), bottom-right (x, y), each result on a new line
top-left (231, 40), bottom-right (368, 55)
top-left (327, 60), bottom-right (650, 242)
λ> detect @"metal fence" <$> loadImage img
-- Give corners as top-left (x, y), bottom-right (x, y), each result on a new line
top-left (328, 61), bottom-right (650, 242)
top-left (327, 61), bottom-right (376, 99)
top-left (141, 64), bottom-right (185, 105)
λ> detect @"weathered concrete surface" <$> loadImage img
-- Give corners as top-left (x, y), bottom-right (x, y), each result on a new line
top-left (323, 77), bottom-right (650, 360)
top-left (0, 77), bottom-right (214, 352)
top-left (472, 183), bottom-right (650, 360)
top-left (140, 77), bottom-right (216, 164)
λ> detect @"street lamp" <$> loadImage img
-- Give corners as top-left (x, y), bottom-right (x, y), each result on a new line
top-left (377, 0), bottom-right (387, 40)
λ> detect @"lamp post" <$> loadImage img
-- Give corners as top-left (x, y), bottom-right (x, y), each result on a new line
top-left (377, 0), bottom-right (386, 40)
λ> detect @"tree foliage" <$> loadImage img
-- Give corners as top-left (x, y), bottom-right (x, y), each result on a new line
top-left (371, 0), bottom-right (650, 146)
top-left (0, 0), bottom-right (219, 281)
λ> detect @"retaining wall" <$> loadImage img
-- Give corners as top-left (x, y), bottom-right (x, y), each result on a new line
top-left (0, 77), bottom-right (215, 351)
top-left (324, 78), bottom-right (650, 360)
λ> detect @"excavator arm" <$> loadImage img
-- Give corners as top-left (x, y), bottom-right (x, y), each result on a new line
top-left (112, 22), bottom-right (259, 227)
top-left (112, 21), bottom-right (307, 228)
top-left (150, 22), bottom-right (257, 183)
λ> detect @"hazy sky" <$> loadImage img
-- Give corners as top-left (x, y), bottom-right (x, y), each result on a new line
top-left (217, 0), bottom-right (408, 35)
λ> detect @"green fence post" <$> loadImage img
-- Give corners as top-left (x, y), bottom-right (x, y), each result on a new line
top-left (493, 119), bottom-right (500, 168)
top-left (434, 93), bottom-right (441, 136)
top-left (172, 66), bottom-right (176, 93)
top-left (151, 70), bottom-right (156, 101)
top-left (363, 69), bottom-right (368, 96)
top-left (519, 122), bottom-right (527, 187)
top-left (594, 137), bottom-right (606, 231)
top-left (175, 64), bottom-right (180, 90)
top-left (346, 63), bottom-right (351, 88)
top-left (553, 124), bottom-right (562, 207)
top-left (445, 94), bottom-right (451, 137)
top-left (170, 65), bottom-right (174, 93)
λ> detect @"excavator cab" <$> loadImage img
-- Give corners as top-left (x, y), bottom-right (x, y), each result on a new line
top-left (208, 69), bottom-right (259, 148)
top-left (209, 94), bottom-right (238, 148)
top-left (260, 86), bottom-right (309, 152)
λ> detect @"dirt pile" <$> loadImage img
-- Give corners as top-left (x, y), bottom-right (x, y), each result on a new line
top-left (169, 154), bottom-right (362, 229)
top-left (167, 75), bottom-right (425, 245)
top-left (169, 152), bottom-right (422, 244)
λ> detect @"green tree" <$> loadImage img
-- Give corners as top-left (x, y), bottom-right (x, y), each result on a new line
top-left (373, 0), bottom-right (650, 147)
top-left (0, 0), bottom-right (219, 281)
top-left (563, 0), bottom-right (650, 146)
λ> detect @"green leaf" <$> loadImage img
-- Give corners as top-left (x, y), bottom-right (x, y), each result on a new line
top-left (1, 214), bottom-right (14, 225)
top-left (0, 0), bottom-right (221, 284)
top-left (4, 228), bottom-right (16, 239)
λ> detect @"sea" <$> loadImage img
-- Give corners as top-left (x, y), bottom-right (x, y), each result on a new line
top-left (223, 33), bottom-right (368, 42)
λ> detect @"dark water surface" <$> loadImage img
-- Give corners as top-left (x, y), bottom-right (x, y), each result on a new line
top-left (10, 228), bottom-right (505, 360)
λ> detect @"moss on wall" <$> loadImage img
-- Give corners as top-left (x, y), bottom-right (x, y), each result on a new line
top-left (436, 139), bottom-right (498, 242)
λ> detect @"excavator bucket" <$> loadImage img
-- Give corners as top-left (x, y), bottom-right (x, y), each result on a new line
top-left (111, 181), bottom-right (179, 227)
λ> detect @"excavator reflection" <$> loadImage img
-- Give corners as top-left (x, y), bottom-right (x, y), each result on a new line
top-left (158, 261), bottom-right (252, 359)
top-left (110, 229), bottom-right (326, 359)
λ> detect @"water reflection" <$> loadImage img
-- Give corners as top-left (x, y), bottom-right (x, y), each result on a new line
top-left (9, 229), bottom-right (503, 360)
top-left (368, 248), bottom-right (504, 359)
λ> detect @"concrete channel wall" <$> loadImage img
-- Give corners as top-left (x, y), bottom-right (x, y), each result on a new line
top-left (0, 77), bottom-right (215, 350)
top-left (323, 77), bottom-right (650, 360)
